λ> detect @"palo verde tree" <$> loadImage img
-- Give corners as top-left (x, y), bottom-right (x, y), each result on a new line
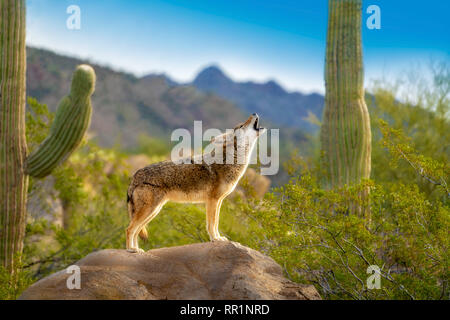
top-left (0, 0), bottom-right (96, 271)
top-left (321, 0), bottom-right (371, 205)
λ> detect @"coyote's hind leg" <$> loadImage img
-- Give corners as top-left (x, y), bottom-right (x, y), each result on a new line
top-left (126, 187), bottom-right (164, 253)
top-left (132, 200), bottom-right (166, 251)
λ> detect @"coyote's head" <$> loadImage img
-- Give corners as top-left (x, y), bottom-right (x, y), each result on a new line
top-left (211, 113), bottom-right (266, 164)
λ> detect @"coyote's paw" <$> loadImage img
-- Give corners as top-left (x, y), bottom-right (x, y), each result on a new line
top-left (127, 248), bottom-right (145, 254)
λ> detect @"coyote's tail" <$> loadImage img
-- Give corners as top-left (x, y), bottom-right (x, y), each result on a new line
top-left (139, 227), bottom-right (148, 241)
top-left (127, 188), bottom-right (148, 241)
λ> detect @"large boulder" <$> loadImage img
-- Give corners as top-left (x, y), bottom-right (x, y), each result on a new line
top-left (19, 241), bottom-right (320, 300)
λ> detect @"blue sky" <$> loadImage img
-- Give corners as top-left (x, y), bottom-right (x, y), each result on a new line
top-left (26, 0), bottom-right (449, 93)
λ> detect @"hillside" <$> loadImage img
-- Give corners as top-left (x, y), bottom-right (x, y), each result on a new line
top-left (26, 48), bottom-right (316, 152)
top-left (192, 66), bottom-right (324, 133)
top-left (27, 48), bottom-right (247, 149)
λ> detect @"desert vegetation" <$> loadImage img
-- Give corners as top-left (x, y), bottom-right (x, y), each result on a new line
top-left (0, 0), bottom-right (448, 300)
top-left (1, 60), bottom-right (448, 300)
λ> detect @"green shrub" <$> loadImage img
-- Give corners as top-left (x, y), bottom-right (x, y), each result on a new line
top-left (238, 122), bottom-right (449, 299)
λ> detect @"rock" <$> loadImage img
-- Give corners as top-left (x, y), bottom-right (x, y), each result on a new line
top-left (234, 168), bottom-right (271, 199)
top-left (19, 241), bottom-right (320, 300)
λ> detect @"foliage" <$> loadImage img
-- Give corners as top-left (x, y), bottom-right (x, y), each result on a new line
top-left (26, 97), bottom-right (54, 150)
top-left (378, 119), bottom-right (449, 198)
top-left (240, 65), bottom-right (450, 299)
top-left (1, 63), bottom-right (449, 300)
top-left (0, 256), bottom-right (34, 300)
top-left (131, 134), bottom-right (172, 157)
top-left (240, 163), bottom-right (448, 299)
top-left (368, 61), bottom-right (450, 199)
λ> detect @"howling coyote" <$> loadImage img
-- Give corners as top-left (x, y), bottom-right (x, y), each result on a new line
top-left (126, 114), bottom-right (266, 253)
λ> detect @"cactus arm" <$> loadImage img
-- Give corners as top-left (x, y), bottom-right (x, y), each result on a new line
top-left (0, 0), bottom-right (28, 270)
top-left (321, 0), bottom-right (371, 189)
top-left (25, 65), bottom-right (95, 178)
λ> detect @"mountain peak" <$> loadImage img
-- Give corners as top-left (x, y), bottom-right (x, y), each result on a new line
top-left (264, 80), bottom-right (285, 95)
top-left (190, 65), bottom-right (324, 133)
top-left (193, 65), bottom-right (232, 87)
top-left (198, 65), bottom-right (226, 76)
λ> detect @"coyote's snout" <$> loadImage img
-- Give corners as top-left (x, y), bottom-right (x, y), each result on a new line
top-left (126, 114), bottom-right (266, 253)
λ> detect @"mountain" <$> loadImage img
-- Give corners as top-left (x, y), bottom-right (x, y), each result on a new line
top-left (26, 47), bottom-right (317, 186)
top-left (26, 48), bottom-right (312, 153)
top-left (26, 48), bottom-right (248, 149)
top-left (192, 66), bottom-right (324, 133)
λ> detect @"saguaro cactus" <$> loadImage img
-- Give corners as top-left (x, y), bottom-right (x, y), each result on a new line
top-left (321, 0), bottom-right (371, 190)
top-left (25, 65), bottom-right (95, 178)
top-left (0, 0), bottom-right (95, 271)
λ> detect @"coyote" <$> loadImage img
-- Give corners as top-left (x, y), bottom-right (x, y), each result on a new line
top-left (126, 113), bottom-right (266, 252)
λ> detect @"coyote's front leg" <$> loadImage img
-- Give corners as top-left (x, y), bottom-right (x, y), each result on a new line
top-left (126, 224), bottom-right (145, 253)
top-left (206, 198), bottom-right (228, 241)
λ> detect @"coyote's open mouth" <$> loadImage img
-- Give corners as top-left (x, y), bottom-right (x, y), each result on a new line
top-left (253, 114), bottom-right (264, 131)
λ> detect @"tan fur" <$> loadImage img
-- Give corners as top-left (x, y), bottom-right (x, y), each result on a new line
top-left (125, 114), bottom-right (266, 253)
